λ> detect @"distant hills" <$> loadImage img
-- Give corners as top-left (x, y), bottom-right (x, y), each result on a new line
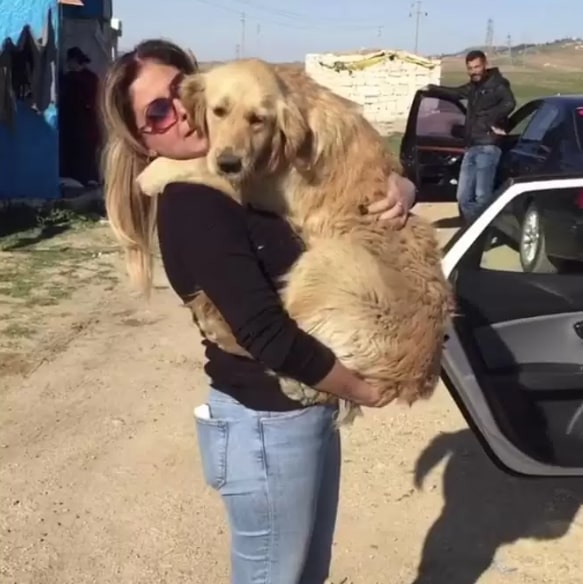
top-left (437, 37), bottom-right (583, 58)
top-left (132, 37), bottom-right (583, 73)
top-left (438, 37), bottom-right (583, 72)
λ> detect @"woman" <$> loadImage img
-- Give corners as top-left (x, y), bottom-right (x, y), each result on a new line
top-left (101, 39), bottom-right (417, 584)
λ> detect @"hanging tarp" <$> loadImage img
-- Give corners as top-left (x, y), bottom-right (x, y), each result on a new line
top-left (0, 9), bottom-right (57, 130)
top-left (318, 50), bottom-right (438, 74)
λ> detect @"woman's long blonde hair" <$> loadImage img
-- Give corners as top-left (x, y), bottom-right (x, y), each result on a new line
top-left (100, 39), bottom-right (198, 295)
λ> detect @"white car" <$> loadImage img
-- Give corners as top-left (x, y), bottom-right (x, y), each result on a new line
top-left (441, 173), bottom-right (583, 476)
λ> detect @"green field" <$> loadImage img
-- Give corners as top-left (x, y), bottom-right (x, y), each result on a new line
top-left (442, 70), bottom-right (583, 106)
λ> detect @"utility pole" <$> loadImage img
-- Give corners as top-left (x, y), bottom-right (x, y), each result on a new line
top-left (409, 1), bottom-right (427, 55)
top-left (518, 34), bottom-right (529, 67)
top-left (256, 23), bottom-right (261, 57)
top-left (506, 33), bottom-right (513, 63)
top-left (485, 18), bottom-right (494, 54)
top-left (240, 11), bottom-right (246, 58)
top-left (235, 43), bottom-right (240, 59)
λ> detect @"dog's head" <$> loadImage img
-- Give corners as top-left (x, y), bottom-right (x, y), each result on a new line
top-left (179, 59), bottom-right (311, 184)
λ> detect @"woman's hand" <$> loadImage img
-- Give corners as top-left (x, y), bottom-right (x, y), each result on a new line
top-left (314, 360), bottom-right (392, 408)
top-left (367, 173), bottom-right (417, 228)
top-left (346, 378), bottom-right (393, 408)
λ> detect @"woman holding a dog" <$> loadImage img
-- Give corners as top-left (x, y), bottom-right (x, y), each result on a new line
top-left (102, 39), bottom-right (416, 584)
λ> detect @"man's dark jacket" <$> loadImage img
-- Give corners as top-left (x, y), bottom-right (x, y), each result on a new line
top-left (429, 68), bottom-right (516, 146)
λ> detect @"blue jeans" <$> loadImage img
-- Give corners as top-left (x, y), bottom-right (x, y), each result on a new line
top-left (456, 145), bottom-right (501, 222)
top-left (195, 388), bottom-right (341, 584)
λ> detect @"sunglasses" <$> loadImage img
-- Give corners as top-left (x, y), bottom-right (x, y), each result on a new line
top-left (139, 73), bottom-right (184, 135)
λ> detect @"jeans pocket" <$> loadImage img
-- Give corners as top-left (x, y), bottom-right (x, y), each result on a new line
top-left (194, 409), bottom-right (229, 490)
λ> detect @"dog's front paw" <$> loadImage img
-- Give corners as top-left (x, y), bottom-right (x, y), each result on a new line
top-left (136, 157), bottom-right (205, 196)
top-left (136, 157), bottom-right (178, 196)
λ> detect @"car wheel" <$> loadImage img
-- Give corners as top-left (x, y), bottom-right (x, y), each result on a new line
top-left (519, 203), bottom-right (557, 273)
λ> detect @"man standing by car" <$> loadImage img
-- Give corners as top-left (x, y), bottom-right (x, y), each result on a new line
top-left (428, 50), bottom-right (516, 223)
top-left (59, 47), bottom-right (102, 186)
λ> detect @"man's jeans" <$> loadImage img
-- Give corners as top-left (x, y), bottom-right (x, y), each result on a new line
top-left (456, 144), bottom-right (502, 223)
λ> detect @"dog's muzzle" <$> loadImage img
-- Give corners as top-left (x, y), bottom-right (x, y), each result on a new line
top-left (216, 150), bottom-right (243, 175)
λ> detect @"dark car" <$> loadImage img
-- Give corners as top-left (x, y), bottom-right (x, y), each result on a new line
top-left (401, 91), bottom-right (583, 272)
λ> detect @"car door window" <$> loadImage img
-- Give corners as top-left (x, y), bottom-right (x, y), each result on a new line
top-left (416, 97), bottom-right (465, 138)
top-left (519, 104), bottom-right (561, 144)
top-left (505, 100), bottom-right (541, 136)
top-left (509, 110), bottom-right (537, 136)
top-left (442, 176), bottom-right (583, 476)
top-left (477, 187), bottom-right (583, 275)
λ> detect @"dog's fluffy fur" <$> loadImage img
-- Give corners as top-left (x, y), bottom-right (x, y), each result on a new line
top-left (137, 59), bottom-right (454, 424)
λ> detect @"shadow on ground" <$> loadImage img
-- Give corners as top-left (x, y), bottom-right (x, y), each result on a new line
top-left (432, 216), bottom-right (463, 229)
top-left (412, 429), bottom-right (583, 583)
top-left (2, 224), bottom-right (71, 250)
top-left (0, 200), bottom-right (104, 250)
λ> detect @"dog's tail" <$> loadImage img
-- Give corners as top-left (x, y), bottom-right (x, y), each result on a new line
top-left (335, 399), bottom-right (362, 427)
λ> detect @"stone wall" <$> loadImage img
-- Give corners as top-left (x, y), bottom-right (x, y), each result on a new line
top-left (305, 50), bottom-right (441, 135)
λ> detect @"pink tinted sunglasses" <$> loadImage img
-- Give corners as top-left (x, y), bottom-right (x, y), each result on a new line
top-left (139, 73), bottom-right (185, 135)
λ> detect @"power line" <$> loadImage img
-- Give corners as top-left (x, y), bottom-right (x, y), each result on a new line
top-left (409, 0), bottom-right (428, 54)
top-left (191, 0), bottom-right (384, 31)
top-left (230, 0), bottom-right (317, 22)
top-left (230, 0), bottom-right (388, 27)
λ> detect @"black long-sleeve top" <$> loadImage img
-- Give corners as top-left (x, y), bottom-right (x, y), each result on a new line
top-left (156, 182), bottom-right (336, 411)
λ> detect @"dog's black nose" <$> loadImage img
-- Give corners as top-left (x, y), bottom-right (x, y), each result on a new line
top-left (216, 152), bottom-right (243, 174)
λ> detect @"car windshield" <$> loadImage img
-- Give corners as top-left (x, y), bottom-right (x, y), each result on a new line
top-left (575, 106), bottom-right (583, 149)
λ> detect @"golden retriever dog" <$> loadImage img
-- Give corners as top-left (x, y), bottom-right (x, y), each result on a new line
top-left (137, 59), bottom-right (454, 425)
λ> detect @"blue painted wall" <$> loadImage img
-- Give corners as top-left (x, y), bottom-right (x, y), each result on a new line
top-left (0, 0), bottom-right (59, 200)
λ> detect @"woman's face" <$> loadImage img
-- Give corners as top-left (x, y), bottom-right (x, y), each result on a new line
top-left (130, 60), bottom-right (208, 160)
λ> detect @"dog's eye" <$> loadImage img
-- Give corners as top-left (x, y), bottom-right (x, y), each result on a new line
top-left (248, 113), bottom-right (264, 125)
top-left (212, 106), bottom-right (226, 117)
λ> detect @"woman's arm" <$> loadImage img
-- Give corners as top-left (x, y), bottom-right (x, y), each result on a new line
top-left (157, 182), bottom-right (383, 406)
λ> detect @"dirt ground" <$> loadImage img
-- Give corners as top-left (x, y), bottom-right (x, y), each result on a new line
top-left (2, 203), bottom-right (583, 584)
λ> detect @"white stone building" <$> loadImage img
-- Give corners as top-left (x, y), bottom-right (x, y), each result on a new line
top-left (305, 49), bottom-right (441, 134)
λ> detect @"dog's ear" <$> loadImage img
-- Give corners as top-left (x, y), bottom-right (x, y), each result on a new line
top-left (179, 73), bottom-right (208, 134)
top-left (273, 96), bottom-right (311, 173)
top-left (266, 127), bottom-right (284, 173)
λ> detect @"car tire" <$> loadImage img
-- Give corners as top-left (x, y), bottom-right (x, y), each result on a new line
top-left (519, 202), bottom-right (557, 274)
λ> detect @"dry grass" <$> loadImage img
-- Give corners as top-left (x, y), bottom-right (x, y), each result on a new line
top-left (0, 217), bottom-right (121, 378)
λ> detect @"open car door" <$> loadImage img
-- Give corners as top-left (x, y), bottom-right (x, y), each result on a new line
top-left (400, 89), bottom-right (466, 202)
top-left (441, 174), bottom-right (583, 477)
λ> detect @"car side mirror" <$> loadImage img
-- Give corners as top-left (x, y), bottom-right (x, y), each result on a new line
top-left (451, 123), bottom-right (465, 139)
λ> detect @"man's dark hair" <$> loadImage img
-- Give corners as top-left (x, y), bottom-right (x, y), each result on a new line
top-left (465, 49), bottom-right (486, 63)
